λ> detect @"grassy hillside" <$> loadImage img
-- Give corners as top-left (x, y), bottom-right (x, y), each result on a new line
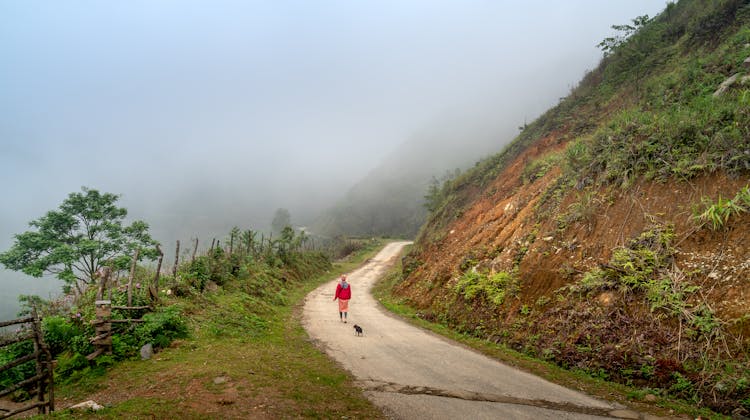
top-left (1, 232), bottom-right (386, 418)
top-left (393, 0), bottom-right (750, 415)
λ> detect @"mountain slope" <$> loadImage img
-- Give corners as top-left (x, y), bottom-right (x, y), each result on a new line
top-left (394, 0), bottom-right (750, 414)
top-left (312, 119), bottom-right (514, 238)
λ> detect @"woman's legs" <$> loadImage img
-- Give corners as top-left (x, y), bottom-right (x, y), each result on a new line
top-left (338, 299), bottom-right (349, 322)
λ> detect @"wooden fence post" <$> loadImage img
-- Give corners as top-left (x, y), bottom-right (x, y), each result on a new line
top-left (191, 237), bottom-right (198, 263)
top-left (30, 308), bottom-right (45, 414)
top-left (247, 230), bottom-right (255, 257)
top-left (153, 245), bottom-right (163, 288)
top-left (127, 249), bottom-right (139, 307)
top-left (0, 311), bottom-right (55, 417)
top-left (96, 266), bottom-right (111, 301)
top-left (151, 245), bottom-right (164, 302)
top-left (89, 300), bottom-right (112, 359)
top-left (172, 240), bottom-right (180, 279)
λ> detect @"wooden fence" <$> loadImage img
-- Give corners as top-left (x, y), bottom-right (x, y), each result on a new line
top-left (0, 309), bottom-right (54, 418)
top-left (87, 264), bottom-right (149, 361)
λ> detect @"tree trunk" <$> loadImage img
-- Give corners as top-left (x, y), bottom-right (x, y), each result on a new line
top-left (127, 249), bottom-right (140, 307)
top-left (191, 237), bottom-right (198, 263)
top-left (172, 240), bottom-right (180, 279)
top-left (153, 244), bottom-right (164, 288)
top-left (247, 230), bottom-right (253, 255)
top-left (96, 267), bottom-right (111, 301)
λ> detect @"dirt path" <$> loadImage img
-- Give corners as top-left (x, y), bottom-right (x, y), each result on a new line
top-left (302, 241), bottom-right (644, 419)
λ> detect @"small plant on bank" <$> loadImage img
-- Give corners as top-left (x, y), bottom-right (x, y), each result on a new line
top-left (522, 151), bottom-right (564, 184)
top-left (557, 189), bottom-right (602, 231)
top-left (693, 185), bottom-right (750, 230)
top-left (454, 268), bottom-right (519, 306)
top-left (569, 224), bottom-right (717, 333)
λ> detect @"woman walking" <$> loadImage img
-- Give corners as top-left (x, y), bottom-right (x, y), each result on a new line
top-left (333, 275), bottom-right (351, 322)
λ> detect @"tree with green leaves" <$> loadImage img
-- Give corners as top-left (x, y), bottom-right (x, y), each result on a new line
top-left (0, 187), bottom-right (158, 294)
top-left (271, 208), bottom-right (292, 235)
top-left (597, 14), bottom-right (658, 96)
top-left (597, 14), bottom-right (652, 57)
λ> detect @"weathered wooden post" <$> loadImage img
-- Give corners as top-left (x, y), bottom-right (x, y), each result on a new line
top-left (30, 308), bottom-right (50, 414)
top-left (247, 230), bottom-right (255, 257)
top-left (0, 311), bottom-right (55, 416)
top-left (151, 245), bottom-right (163, 302)
top-left (153, 245), bottom-right (163, 287)
top-left (172, 240), bottom-right (180, 279)
top-left (126, 249), bottom-right (139, 307)
top-left (96, 266), bottom-right (111, 301)
top-left (191, 237), bottom-right (198, 263)
top-left (89, 300), bottom-right (112, 359)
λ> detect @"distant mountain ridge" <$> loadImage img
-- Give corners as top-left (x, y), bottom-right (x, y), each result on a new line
top-left (312, 117), bottom-right (517, 238)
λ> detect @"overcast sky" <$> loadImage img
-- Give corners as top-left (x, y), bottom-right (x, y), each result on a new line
top-left (0, 0), bottom-right (667, 316)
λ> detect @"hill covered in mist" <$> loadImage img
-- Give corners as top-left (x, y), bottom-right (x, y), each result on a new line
top-left (390, 0), bottom-right (750, 414)
top-left (311, 117), bottom-right (517, 238)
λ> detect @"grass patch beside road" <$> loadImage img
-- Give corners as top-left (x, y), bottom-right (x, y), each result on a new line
top-left (48, 239), bottom-right (388, 419)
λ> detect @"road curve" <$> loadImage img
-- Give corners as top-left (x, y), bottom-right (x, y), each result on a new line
top-left (302, 242), bottom-right (639, 419)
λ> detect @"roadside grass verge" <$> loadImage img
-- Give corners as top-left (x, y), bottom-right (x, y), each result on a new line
top-left (371, 247), bottom-right (724, 420)
top-left (46, 239), bottom-right (388, 419)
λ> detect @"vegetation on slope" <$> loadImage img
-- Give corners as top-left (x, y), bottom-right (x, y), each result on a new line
top-left (1, 227), bottom-right (385, 418)
top-left (395, 0), bottom-right (750, 415)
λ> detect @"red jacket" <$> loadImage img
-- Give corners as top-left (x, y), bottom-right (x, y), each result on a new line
top-left (335, 281), bottom-right (351, 300)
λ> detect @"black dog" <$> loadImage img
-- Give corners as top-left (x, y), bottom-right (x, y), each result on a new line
top-left (353, 324), bottom-right (363, 336)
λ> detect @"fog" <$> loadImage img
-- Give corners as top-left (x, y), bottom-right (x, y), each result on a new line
top-left (0, 0), bottom-right (667, 318)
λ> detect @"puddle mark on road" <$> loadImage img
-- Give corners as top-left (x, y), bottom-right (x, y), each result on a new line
top-left (356, 380), bottom-right (646, 419)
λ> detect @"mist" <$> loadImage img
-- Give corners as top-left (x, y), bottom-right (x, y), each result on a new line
top-left (0, 0), bottom-right (667, 318)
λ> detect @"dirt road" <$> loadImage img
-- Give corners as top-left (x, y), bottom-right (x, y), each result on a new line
top-left (302, 241), bottom-right (645, 419)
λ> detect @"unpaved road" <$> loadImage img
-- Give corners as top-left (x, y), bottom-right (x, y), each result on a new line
top-left (303, 242), bottom-right (649, 420)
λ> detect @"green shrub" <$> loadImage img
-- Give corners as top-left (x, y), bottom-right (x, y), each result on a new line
top-left (454, 269), bottom-right (518, 305)
top-left (54, 351), bottom-right (92, 383)
top-left (689, 305), bottom-right (720, 335)
top-left (111, 335), bottom-right (132, 359)
top-left (522, 152), bottom-right (563, 183)
top-left (572, 224), bottom-right (723, 337)
top-left (485, 271), bottom-right (517, 305)
top-left (572, 269), bottom-right (610, 292)
top-left (670, 371), bottom-right (698, 402)
top-left (109, 289), bottom-right (151, 320)
top-left (69, 331), bottom-right (95, 356)
top-left (0, 339), bottom-right (35, 391)
top-left (454, 270), bottom-right (484, 300)
top-left (181, 256), bottom-right (210, 290)
top-left (133, 305), bottom-right (188, 350)
top-left (43, 315), bottom-right (83, 357)
top-left (693, 185), bottom-right (750, 230)
top-left (558, 190), bottom-right (602, 229)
